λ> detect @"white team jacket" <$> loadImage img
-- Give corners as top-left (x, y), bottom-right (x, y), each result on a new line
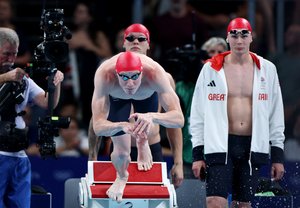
top-left (190, 52), bottom-right (285, 164)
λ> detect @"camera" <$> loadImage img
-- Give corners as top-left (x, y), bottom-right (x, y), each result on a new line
top-left (30, 8), bottom-right (72, 158)
top-left (33, 8), bottom-right (72, 73)
top-left (166, 44), bottom-right (208, 83)
top-left (0, 80), bottom-right (26, 113)
top-left (37, 116), bottom-right (71, 158)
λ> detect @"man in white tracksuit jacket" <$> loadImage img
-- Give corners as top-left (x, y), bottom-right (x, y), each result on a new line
top-left (190, 18), bottom-right (285, 208)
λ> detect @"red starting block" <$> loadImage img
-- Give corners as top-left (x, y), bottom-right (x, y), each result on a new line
top-left (79, 161), bottom-right (177, 208)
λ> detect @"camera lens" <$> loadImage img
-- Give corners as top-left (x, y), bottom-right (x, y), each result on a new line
top-left (44, 41), bottom-right (69, 63)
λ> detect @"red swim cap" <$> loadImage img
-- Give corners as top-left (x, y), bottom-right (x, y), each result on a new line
top-left (227, 18), bottom-right (252, 33)
top-left (116, 51), bottom-right (143, 73)
top-left (124, 23), bottom-right (150, 43)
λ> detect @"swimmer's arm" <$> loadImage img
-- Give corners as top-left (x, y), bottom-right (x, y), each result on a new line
top-left (165, 73), bottom-right (183, 166)
top-left (92, 95), bottom-right (130, 137)
top-left (149, 69), bottom-right (184, 128)
top-left (88, 118), bottom-right (101, 161)
top-left (150, 88), bottom-right (184, 128)
top-left (166, 127), bottom-right (183, 166)
top-left (92, 70), bottom-right (130, 137)
top-left (166, 127), bottom-right (184, 187)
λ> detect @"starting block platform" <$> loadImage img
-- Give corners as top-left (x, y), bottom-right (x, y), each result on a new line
top-left (79, 161), bottom-right (177, 208)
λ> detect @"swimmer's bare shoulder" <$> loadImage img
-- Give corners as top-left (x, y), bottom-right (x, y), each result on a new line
top-left (94, 54), bottom-right (121, 91)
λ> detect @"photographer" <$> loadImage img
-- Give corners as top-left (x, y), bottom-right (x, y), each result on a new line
top-left (0, 27), bottom-right (63, 208)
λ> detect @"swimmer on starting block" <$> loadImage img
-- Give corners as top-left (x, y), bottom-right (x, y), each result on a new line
top-left (88, 23), bottom-right (184, 189)
top-left (92, 51), bottom-right (184, 202)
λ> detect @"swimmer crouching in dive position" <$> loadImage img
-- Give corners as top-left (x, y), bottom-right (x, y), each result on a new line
top-left (92, 51), bottom-right (184, 202)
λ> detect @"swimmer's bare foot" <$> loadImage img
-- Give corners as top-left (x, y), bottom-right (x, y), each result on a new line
top-left (106, 173), bottom-right (129, 203)
top-left (136, 137), bottom-right (153, 171)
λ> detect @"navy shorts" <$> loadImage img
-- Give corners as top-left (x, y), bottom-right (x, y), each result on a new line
top-left (107, 92), bottom-right (159, 136)
top-left (206, 134), bottom-right (261, 202)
